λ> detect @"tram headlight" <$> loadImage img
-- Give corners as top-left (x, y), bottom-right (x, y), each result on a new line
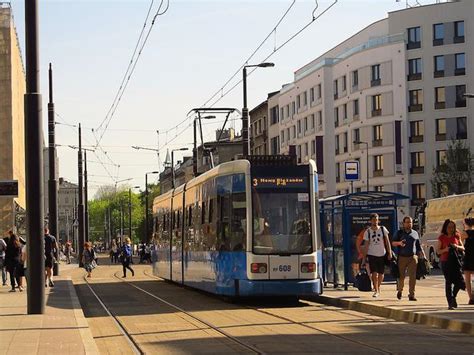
top-left (301, 262), bottom-right (316, 273)
top-left (251, 263), bottom-right (267, 273)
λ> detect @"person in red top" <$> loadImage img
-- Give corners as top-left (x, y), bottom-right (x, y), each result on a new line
top-left (437, 219), bottom-right (465, 309)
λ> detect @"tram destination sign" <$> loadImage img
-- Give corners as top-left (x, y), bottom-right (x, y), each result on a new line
top-left (252, 176), bottom-right (308, 189)
top-left (0, 180), bottom-right (18, 197)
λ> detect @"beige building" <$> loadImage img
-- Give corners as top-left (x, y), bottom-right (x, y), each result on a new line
top-left (0, 5), bottom-right (26, 234)
top-left (267, 0), bottom-right (473, 209)
top-left (57, 178), bottom-right (78, 242)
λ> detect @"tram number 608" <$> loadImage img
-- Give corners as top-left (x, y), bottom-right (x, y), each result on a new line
top-left (276, 265), bottom-right (291, 272)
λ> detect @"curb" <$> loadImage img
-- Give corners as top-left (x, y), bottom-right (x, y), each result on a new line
top-left (306, 294), bottom-right (474, 336)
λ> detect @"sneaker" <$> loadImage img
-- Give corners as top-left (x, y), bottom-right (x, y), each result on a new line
top-left (397, 291), bottom-right (402, 300)
top-left (18, 286), bottom-right (24, 292)
top-left (408, 296), bottom-right (417, 301)
top-left (49, 281), bottom-right (55, 287)
top-left (9, 288), bottom-right (15, 292)
top-left (372, 292), bottom-right (379, 298)
top-left (448, 305), bottom-right (454, 310)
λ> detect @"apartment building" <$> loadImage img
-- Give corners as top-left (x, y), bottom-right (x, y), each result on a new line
top-left (267, 0), bottom-right (472, 207)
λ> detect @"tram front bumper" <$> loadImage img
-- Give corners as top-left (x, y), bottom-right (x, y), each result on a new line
top-left (237, 278), bottom-right (322, 297)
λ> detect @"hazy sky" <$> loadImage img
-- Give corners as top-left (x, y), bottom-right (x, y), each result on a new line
top-left (9, 0), bottom-right (429, 197)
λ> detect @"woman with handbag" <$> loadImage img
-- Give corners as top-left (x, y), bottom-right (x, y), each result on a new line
top-left (363, 213), bottom-right (392, 298)
top-left (82, 242), bottom-right (97, 278)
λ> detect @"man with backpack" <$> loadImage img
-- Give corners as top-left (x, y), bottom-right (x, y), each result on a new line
top-left (392, 216), bottom-right (425, 301)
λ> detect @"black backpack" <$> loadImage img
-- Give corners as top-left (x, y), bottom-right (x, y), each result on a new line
top-left (355, 267), bottom-right (372, 292)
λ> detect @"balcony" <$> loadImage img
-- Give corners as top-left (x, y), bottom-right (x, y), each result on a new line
top-left (373, 139), bottom-right (383, 147)
top-left (433, 39), bottom-right (443, 46)
top-left (407, 73), bottom-right (422, 81)
top-left (408, 104), bottom-right (423, 112)
top-left (407, 41), bottom-right (421, 50)
top-left (371, 109), bottom-right (382, 117)
top-left (409, 135), bottom-right (424, 143)
top-left (371, 79), bottom-right (381, 87)
top-left (455, 68), bottom-right (465, 76)
top-left (454, 36), bottom-right (465, 44)
top-left (373, 170), bottom-right (384, 177)
top-left (435, 102), bottom-right (445, 110)
top-left (410, 166), bottom-right (425, 174)
top-left (436, 133), bottom-right (446, 141)
top-left (434, 70), bottom-right (444, 78)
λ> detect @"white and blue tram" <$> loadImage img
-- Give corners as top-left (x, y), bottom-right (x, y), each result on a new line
top-left (151, 157), bottom-right (322, 297)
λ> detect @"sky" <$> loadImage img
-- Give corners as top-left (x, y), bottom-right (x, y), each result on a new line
top-left (8, 0), bottom-right (438, 198)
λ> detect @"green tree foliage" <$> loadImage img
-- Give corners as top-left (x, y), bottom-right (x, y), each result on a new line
top-left (431, 139), bottom-right (474, 198)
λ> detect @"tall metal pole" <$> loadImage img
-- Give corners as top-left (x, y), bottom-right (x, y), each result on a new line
top-left (78, 124), bottom-right (85, 267)
top-left (193, 119), bottom-right (197, 176)
top-left (84, 150), bottom-right (89, 243)
top-left (366, 147), bottom-right (369, 192)
top-left (48, 63), bottom-right (59, 276)
top-left (120, 200), bottom-right (124, 242)
top-left (25, 0), bottom-right (45, 314)
top-left (171, 150), bottom-right (175, 189)
top-left (242, 67), bottom-right (249, 156)
top-left (128, 188), bottom-right (132, 240)
top-left (145, 173), bottom-right (148, 244)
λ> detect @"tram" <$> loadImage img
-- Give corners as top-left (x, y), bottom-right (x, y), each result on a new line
top-left (151, 156), bottom-right (322, 297)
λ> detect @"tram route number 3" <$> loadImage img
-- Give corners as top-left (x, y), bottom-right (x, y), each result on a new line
top-left (273, 265), bottom-right (291, 272)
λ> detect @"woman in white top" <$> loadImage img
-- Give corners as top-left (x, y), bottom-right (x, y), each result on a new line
top-left (363, 213), bottom-right (392, 298)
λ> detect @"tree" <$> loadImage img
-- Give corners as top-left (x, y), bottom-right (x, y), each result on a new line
top-left (431, 139), bottom-right (474, 198)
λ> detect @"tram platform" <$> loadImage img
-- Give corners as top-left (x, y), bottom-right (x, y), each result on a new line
top-left (310, 280), bottom-right (474, 336)
top-left (0, 263), bottom-right (99, 354)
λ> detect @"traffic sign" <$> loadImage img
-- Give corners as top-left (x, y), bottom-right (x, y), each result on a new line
top-left (0, 180), bottom-right (18, 197)
top-left (344, 161), bottom-right (360, 181)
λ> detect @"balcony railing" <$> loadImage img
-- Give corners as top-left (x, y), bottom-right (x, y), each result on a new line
top-left (408, 104), bottom-right (423, 112)
top-left (410, 166), bottom-right (425, 174)
top-left (409, 135), bottom-right (424, 143)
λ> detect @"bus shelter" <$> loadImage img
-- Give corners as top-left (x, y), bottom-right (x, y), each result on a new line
top-left (319, 191), bottom-right (409, 289)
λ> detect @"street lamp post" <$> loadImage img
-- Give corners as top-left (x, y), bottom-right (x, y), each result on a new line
top-left (172, 148), bottom-right (190, 189)
top-left (145, 171), bottom-right (159, 244)
top-left (354, 140), bottom-right (369, 192)
top-left (242, 62), bottom-right (275, 156)
top-left (129, 186), bottom-right (140, 242)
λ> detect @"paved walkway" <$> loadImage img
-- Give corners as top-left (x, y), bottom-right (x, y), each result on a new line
top-left (0, 263), bottom-right (99, 354)
top-left (310, 280), bottom-right (474, 336)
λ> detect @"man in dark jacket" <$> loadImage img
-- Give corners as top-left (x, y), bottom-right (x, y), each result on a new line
top-left (392, 216), bottom-right (425, 301)
top-left (44, 228), bottom-right (57, 287)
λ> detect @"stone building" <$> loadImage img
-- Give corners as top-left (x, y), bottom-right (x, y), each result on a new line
top-left (0, 4), bottom-right (26, 234)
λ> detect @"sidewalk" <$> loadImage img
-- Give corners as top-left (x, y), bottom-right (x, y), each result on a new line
top-left (0, 264), bottom-right (99, 354)
top-left (309, 282), bottom-right (474, 336)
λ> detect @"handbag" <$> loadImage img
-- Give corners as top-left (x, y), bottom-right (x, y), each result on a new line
top-left (355, 267), bottom-right (372, 292)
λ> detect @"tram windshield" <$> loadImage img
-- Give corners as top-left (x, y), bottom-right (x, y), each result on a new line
top-left (252, 191), bottom-right (312, 255)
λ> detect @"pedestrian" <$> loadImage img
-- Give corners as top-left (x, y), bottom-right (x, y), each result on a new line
top-left (21, 238), bottom-right (27, 287)
top-left (65, 241), bottom-right (72, 264)
top-left (5, 232), bottom-right (22, 292)
top-left (121, 237), bottom-right (134, 278)
top-left (461, 216), bottom-right (474, 305)
top-left (437, 219), bottom-right (465, 309)
top-left (82, 242), bottom-right (96, 278)
top-left (44, 227), bottom-right (57, 287)
top-left (392, 216), bottom-right (425, 301)
top-left (363, 213), bottom-right (392, 298)
top-left (111, 240), bottom-right (118, 264)
top-left (352, 223), bottom-right (370, 278)
top-left (0, 235), bottom-right (7, 286)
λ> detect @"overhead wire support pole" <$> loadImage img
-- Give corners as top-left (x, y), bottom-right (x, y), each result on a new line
top-left (48, 63), bottom-right (59, 276)
top-left (78, 123), bottom-right (85, 267)
top-left (25, 0), bottom-right (45, 314)
top-left (84, 150), bottom-right (89, 243)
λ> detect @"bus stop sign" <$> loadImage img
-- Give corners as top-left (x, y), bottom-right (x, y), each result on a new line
top-left (344, 161), bottom-right (359, 181)
top-left (0, 180), bottom-right (18, 197)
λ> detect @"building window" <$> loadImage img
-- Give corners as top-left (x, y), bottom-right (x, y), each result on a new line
top-left (310, 87), bottom-right (315, 103)
top-left (352, 70), bottom-right (358, 88)
top-left (373, 125), bottom-right (383, 146)
top-left (333, 79), bottom-right (338, 99)
top-left (304, 117), bottom-right (308, 132)
top-left (317, 84), bottom-right (322, 99)
top-left (457, 116), bottom-right (467, 139)
top-left (410, 152), bottom-right (425, 174)
top-left (407, 26), bottom-right (421, 49)
top-left (335, 135), bottom-right (339, 155)
top-left (353, 99), bottom-right (359, 117)
top-left (434, 55), bottom-right (444, 77)
top-left (408, 58), bottom-right (422, 80)
top-left (371, 64), bottom-right (381, 86)
top-left (343, 103), bottom-right (348, 120)
top-left (318, 111), bottom-right (323, 127)
top-left (335, 162), bottom-right (340, 183)
top-left (454, 21), bottom-right (465, 43)
top-left (409, 120), bottom-right (424, 143)
top-left (342, 75), bottom-right (347, 92)
top-left (292, 101), bottom-right (296, 116)
top-left (456, 84), bottom-right (466, 107)
top-left (297, 120), bottom-right (302, 134)
top-left (334, 107), bottom-right (339, 127)
top-left (287, 128), bottom-right (290, 141)
top-left (343, 132), bottom-right (348, 153)
top-left (304, 142), bottom-right (308, 157)
top-left (270, 136), bottom-right (279, 155)
top-left (353, 128), bottom-right (360, 146)
top-left (296, 95), bottom-right (301, 110)
top-left (297, 145), bottom-right (302, 163)
top-left (303, 91), bottom-right (308, 106)
top-left (310, 114), bottom-right (315, 129)
top-left (372, 94), bottom-right (382, 116)
top-left (374, 185), bottom-right (384, 192)
top-left (280, 131), bottom-right (284, 144)
top-left (411, 184), bottom-right (426, 205)
top-left (433, 23), bottom-right (444, 45)
top-left (409, 89), bottom-right (423, 112)
top-left (435, 87), bottom-right (445, 109)
top-left (311, 140), bottom-right (315, 156)
top-left (436, 150), bottom-right (447, 167)
top-left (455, 53), bottom-right (466, 75)
top-left (374, 155), bottom-right (384, 176)
top-left (436, 118), bottom-right (446, 141)
top-left (292, 126), bottom-right (296, 139)
top-left (270, 105), bottom-right (279, 125)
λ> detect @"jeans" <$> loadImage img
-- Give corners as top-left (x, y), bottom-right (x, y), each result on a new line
top-left (441, 261), bottom-right (460, 306)
top-left (122, 257), bottom-right (134, 276)
top-left (8, 261), bottom-right (21, 289)
top-left (0, 258), bottom-right (6, 285)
